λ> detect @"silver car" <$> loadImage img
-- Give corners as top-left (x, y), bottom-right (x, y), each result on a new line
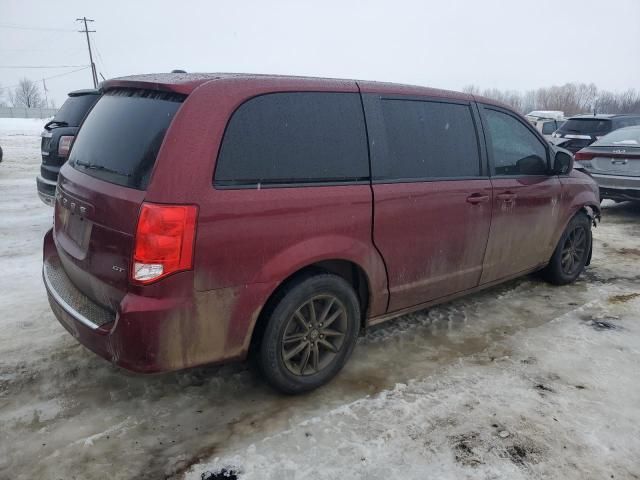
top-left (574, 126), bottom-right (640, 202)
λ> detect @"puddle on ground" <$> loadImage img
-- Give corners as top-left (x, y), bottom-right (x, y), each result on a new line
top-left (608, 293), bottom-right (640, 304)
top-left (618, 248), bottom-right (640, 257)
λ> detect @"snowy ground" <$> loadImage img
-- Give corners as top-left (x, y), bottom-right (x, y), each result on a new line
top-left (1, 119), bottom-right (639, 480)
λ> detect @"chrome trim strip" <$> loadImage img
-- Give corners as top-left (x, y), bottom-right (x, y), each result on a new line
top-left (43, 263), bottom-right (100, 330)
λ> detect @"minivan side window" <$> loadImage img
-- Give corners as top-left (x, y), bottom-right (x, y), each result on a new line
top-left (376, 99), bottom-right (480, 180)
top-left (214, 92), bottom-right (369, 187)
top-left (483, 108), bottom-right (548, 176)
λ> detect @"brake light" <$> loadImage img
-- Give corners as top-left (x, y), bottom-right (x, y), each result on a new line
top-left (574, 151), bottom-right (595, 161)
top-left (574, 151), bottom-right (594, 169)
top-left (58, 135), bottom-right (74, 157)
top-left (132, 203), bottom-right (198, 284)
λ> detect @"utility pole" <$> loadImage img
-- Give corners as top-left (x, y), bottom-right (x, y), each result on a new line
top-left (76, 17), bottom-right (98, 88)
top-left (42, 79), bottom-right (49, 107)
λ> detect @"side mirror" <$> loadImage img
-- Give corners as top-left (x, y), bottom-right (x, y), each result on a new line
top-left (517, 155), bottom-right (547, 175)
top-left (552, 150), bottom-right (573, 175)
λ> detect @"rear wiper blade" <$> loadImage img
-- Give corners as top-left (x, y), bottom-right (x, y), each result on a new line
top-left (75, 161), bottom-right (131, 177)
top-left (44, 120), bottom-right (69, 130)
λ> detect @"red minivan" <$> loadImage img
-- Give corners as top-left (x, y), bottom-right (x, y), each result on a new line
top-left (43, 73), bottom-right (600, 393)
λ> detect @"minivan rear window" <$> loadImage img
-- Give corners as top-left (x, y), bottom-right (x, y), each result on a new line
top-left (69, 88), bottom-right (184, 190)
top-left (215, 92), bottom-right (369, 187)
top-left (559, 118), bottom-right (612, 135)
top-left (53, 93), bottom-right (100, 126)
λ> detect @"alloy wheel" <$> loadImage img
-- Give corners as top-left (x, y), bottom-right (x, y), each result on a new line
top-left (560, 226), bottom-right (588, 276)
top-left (281, 294), bottom-right (348, 376)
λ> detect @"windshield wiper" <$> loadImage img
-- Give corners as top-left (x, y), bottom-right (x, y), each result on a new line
top-left (75, 160), bottom-right (131, 177)
top-left (44, 120), bottom-right (69, 130)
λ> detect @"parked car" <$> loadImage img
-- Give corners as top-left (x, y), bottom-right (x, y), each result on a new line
top-left (552, 114), bottom-right (640, 153)
top-left (42, 73), bottom-right (600, 394)
top-left (0, 144), bottom-right (3, 163)
top-left (37, 89), bottom-right (101, 205)
top-left (575, 125), bottom-right (640, 202)
top-left (535, 118), bottom-right (565, 140)
top-left (526, 110), bottom-right (564, 121)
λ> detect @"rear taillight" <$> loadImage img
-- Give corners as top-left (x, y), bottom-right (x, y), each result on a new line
top-left (574, 151), bottom-right (594, 168)
top-left (574, 151), bottom-right (594, 161)
top-left (132, 202), bottom-right (198, 284)
top-left (58, 135), bottom-right (74, 157)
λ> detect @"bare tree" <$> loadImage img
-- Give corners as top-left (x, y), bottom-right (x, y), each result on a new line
top-left (9, 78), bottom-right (46, 108)
top-left (0, 83), bottom-right (6, 107)
top-left (462, 84), bottom-right (481, 95)
top-left (462, 82), bottom-right (640, 116)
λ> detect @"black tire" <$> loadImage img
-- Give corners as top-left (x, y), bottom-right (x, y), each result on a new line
top-left (257, 273), bottom-right (360, 394)
top-left (543, 212), bottom-right (592, 285)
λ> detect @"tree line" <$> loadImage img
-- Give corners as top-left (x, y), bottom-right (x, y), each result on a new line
top-left (0, 78), bottom-right (55, 109)
top-left (463, 83), bottom-right (640, 116)
top-left (2, 77), bottom-right (639, 115)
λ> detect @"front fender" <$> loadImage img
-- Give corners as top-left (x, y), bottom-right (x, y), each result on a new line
top-left (549, 175), bottom-right (600, 261)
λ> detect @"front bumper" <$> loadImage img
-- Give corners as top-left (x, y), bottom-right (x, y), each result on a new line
top-left (591, 173), bottom-right (640, 201)
top-left (42, 229), bottom-right (236, 373)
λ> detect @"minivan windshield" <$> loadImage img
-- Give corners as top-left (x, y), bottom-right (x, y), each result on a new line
top-left (558, 118), bottom-right (612, 135)
top-left (51, 93), bottom-right (100, 127)
top-left (592, 126), bottom-right (640, 147)
top-left (69, 88), bottom-right (184, 190)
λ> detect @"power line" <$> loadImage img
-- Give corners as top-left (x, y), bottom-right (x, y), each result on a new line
top-left (0, 29), bottom-right (63, 53)
top-left (0, 23), bottom-right (76, 32)
top-left (2, 66), bottom-right (91, 90)
top-left (76, 17), bottom-right (98, 88)
top-left (92, 35), bottom-right (109, 79)
top-left (0, 65), bottom-right (88, 69)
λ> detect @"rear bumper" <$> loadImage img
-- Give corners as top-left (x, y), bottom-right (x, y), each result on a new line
top-left (592, 173), bottom-right (640, 201)
top-left (36, 176), bottom-right (56, 206)
top-left (43, 229), bottom-right (266, 373)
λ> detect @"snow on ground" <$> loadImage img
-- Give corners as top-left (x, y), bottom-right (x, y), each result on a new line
top-left (191, 293), bottom-right (640, 480)
top-left (0, 117), bottom-right (50, 136)
top-left (0, 123), bottom-right (639, 480)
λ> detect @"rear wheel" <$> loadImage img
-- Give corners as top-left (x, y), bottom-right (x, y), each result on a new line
top-left (257, 274), bottom-right (360, 394)
top-left (543, 212), bottom-right (592, 285)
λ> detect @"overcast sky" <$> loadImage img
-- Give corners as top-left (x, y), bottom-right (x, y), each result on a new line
top-left (2, 0), bottom-right (639, 107)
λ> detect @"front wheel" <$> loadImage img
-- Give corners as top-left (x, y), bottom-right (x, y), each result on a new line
top-left (257, 274), bottom-right (360, 394)
top-left (543, 212), bottom-right (592, 285)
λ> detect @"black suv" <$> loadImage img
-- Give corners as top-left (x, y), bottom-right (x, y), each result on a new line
top-left (37, 89), bottom-right (101, 205)
top-left (552, 114), bottom-right (640, 154)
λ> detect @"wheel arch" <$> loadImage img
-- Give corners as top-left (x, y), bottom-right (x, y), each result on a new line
top-left (248, 258), bottom-right (371, 356)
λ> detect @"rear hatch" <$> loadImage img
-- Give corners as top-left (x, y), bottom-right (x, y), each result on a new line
top-left (53, 88), bottom-right (185, 311)
top-left (587, 128), bottom-right (640, 176)
top-left (555, 118), bottom-right (612, 152)
top-left (591, 152), bottom-right (640, 176)
top-left (41, 92), bottom-right (100, 169)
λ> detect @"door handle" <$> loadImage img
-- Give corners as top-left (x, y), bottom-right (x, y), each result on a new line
top-left (496, 192), bottom-right (517, 202)
top-left (466, 193), bottom-right (490, 204)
